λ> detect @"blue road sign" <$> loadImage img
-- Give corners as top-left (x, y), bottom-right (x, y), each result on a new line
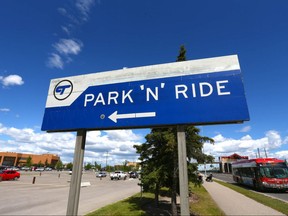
top-left (41, 55), bottom-right (249, 132)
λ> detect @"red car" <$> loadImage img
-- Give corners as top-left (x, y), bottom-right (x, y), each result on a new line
top-left (0, 170), bottom-right (20, 181)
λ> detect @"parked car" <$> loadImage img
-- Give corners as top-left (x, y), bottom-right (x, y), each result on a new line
top-left (6, 166), bottom-right (20, 171)
top-left (68, 170), bottom-right (84, 175)
top-left (0, 165), bottom-right (8, 170)
top-left (129, 171), bottom-right (139, 179)
top-left (96, 172), bottom-right (107, 178)
top-left (35, 167), bottom-right (45, 172)
top-left (21, 167), bottom-right (31, 171)
top-left (110, 171), bottom-right (127, 180)
top-left (0, 170), bottom-right (20, 180)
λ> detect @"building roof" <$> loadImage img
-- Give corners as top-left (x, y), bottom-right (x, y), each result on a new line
top-left (221, 153), bottom-right (248, 160)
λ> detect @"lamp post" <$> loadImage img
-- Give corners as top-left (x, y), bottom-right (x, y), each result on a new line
top-left (105, 151), bottom-right (108, 170)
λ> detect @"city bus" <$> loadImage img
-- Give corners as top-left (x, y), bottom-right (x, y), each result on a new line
top-left (231, 158), bottom-right (288, 192)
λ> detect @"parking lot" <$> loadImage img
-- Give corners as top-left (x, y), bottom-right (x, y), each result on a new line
top-left (0, 170), bottom-right (140, 215)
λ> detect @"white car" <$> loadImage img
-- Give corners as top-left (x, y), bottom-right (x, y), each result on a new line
top-left (68, 170), bottom-right (83, 175)
top-left (7, 167), bottom-right (20, 171)
top-left (110, 171), bottom-right (127, 180)
top-left (96, 172), bottom-right (107, 178)
top-left (21, 167), bottom-right (31, 171)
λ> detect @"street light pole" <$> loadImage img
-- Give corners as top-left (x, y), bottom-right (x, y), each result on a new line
top-left (105, 151), bottom-right (108, 170)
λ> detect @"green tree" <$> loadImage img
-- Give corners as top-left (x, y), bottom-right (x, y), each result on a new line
top-left (176, 45), bottom-right (186, 62)
top-left (44, 159), bottom-right (49, 167)
top-left (26, 156), bottom-right (33, 167)
top-left (56, 160), bottom-right (64, 170)
top-left (37, 161), bottom-right (44, 167)
top-left (123, 160), bottom-right (129, 172)
top-left (105, 165), bottom-right (114, 172)
top-left (66, 162), bottom-right (73, 170)
top-left (134, 127), bottom-right (213, 214)
top-left (84, 162), bottom-right (92, 170)
top-left (134, 45), bottom-right (214, 215)
top-left (94, 161), bottom-right (101, 171)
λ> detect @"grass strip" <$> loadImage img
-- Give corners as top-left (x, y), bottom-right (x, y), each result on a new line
top-left (215, 180), bottom-right (288, 215)
top-left (189, 183), bottom-right (225, 216)
top-left (86, 193), bottom-right (152, 216)
top-left (86, 184), bottom-right (224, 216)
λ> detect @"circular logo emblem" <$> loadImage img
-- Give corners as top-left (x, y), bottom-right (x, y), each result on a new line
top-left (53, 80), bottom-right (73, 101)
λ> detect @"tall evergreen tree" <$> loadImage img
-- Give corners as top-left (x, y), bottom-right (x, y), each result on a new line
top-left (176, 45), bottom-right (186, 62)
top-left (134, 45), bottom-right (214, 215)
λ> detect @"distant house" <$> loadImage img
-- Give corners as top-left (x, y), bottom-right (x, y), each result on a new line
top-left (219, 153), bottom-right (248, 173)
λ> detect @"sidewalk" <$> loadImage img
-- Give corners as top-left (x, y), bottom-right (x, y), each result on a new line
top-left (202, 181), bottom-right (285, 216)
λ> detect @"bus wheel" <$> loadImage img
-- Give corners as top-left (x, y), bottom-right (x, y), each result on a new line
top-left (255, 183), bottom-right (263, 192)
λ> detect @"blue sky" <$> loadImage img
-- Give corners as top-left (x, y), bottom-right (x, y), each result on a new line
top-left (0, 0), bottom-right (287, 165)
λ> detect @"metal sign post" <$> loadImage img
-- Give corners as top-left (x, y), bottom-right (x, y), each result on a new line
top-left (177, 125), bottom-right (190, 216)
top-left (66, 130), bottom-right (87, 216)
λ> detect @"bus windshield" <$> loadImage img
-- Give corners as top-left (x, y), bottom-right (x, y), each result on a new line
top-left (259, 165), bottom-right (288, 179)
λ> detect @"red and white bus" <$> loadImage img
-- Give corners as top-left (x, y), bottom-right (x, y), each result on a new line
top-left (231, 158), bottom-right (288, 192)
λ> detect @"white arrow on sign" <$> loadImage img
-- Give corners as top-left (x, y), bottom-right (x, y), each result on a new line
top-left (108, 111), bottom-right (156, 123)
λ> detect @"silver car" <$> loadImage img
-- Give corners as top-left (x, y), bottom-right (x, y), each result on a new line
top-left (96, 172), bottom-right (107, 178)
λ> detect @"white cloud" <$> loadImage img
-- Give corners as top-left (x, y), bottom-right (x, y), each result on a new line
top-left (53, 39), bottom-right (83, 56)
top-left (0, 75), bottom-right (24, 87)
top-left (213, 134), bottom-right (227, 142)
top-left (2, 121), bottom-right (286, 165)
top-left (204, 130), bottom-right (286, 160)
top-left (0, 123), bottom-right (142, 165)
top-left (76, 0), bottom-right (95, 21)
top-left (104, 130), bottom-right (142, 142)
top-left (0, 108), bottom-right (10, 112)
top-left (61, 26), bottom-right (71, 35)
top-left (57, 8), bottom-right (68, 16)
top-left (283, 136), bottom-right (288, 145)
top-left (265, 130), bottom-right (282, 148)
top-left (47, 39), bottom-right (83, 69)
top-left (274, 150), bottom-right (288, 159)
top-left (237, 126), bottom-right (251, 133)
top-left (47, 1), bottom-right (96, 69)
top-left (47, 53), bottom-right (64, 69)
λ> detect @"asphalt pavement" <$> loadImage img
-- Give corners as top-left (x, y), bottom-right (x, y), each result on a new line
top-left (202, 181), bottom-right (285, 216)
top-left (0, 171), bottom-right (140, 215)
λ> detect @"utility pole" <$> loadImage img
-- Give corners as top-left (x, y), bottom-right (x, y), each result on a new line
top-left (258, 148), bottom-right (262, 158)
top-left (264, 148), bottom-right (268, 158)
top-left (105, 151), bottom-right (108, 170)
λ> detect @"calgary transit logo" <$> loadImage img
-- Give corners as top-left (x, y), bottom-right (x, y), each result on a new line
top-left (53, 80), bottom-right (73, 100)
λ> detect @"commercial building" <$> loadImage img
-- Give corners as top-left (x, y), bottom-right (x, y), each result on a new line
top-left (126, 161), bottom-right (139, 168)
top-left (0, 152), bottom-right (60, 168)
top-left (219, 153), bottom-right (248, 173)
